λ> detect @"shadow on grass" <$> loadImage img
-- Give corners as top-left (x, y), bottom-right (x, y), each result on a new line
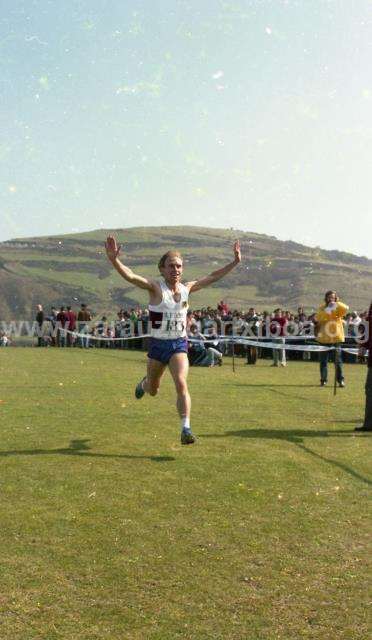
top-left (0, 439), bottom-right (174, 463)
top-left (229, 383), bottom-right (322, 388)
top-left (201, 429), bottom-right (372, 486)
top-left (202, 428), bottom-right (353, 441)
top-left (267, 388), bottom-right (327, 402)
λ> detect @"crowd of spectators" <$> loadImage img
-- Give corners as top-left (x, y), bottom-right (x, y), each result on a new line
top-left (0, 300), bottom-right (357, 366)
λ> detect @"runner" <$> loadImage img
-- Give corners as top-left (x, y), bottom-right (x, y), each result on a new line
top-left (105, 235), bottom-right (241, 444)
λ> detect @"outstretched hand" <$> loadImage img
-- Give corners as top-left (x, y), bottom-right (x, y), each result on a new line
top-left (105, 235), bottom-right (121, 262)
top-left (233, 239), bottom-right (241, 263)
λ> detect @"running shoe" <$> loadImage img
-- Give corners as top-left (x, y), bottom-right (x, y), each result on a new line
top-left (134, 377), bottom-right (146, 399)
top-left (181, 429), bottom-right (196, 445)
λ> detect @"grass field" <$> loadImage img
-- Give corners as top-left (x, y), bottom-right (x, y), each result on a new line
top-left (0, 349), bottom-right (371, 639)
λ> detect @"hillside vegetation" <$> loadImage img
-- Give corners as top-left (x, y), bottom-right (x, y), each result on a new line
top-left (0, 226), bottom-right (371, 319)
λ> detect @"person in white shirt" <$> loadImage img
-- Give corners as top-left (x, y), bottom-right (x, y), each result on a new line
top-left (0, 333), bottom-right (9, 347)
top-left (105, 235), bottom-right (241, 444)
top-left (348, 311), bottom-right (362, 338)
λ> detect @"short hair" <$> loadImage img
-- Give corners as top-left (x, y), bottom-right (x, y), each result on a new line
top-left (158, 251), bottom-right (183, 271)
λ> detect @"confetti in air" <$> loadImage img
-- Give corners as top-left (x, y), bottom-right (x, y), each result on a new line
top-left (39, 76), bottom-right (49, 88)
top-left (25, 35), bottom-right (48, 45)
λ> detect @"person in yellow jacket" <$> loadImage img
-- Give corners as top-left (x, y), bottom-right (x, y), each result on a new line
top-left (315, 290), bottom-right (349, 387)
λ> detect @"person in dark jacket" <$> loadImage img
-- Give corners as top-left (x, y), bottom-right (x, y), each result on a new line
top-left (356, 303), bottom-right (372, 431)
top-left (245, 307), bottom-right (259, 365)
top-left (35, 304), bottom-right (44, 346)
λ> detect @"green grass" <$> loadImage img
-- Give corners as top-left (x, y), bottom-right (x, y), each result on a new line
top-left (0, 349), bottom-right (370, 639)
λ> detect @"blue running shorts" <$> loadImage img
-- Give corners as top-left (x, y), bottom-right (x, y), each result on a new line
top-left (148, 337), bottom-right (188, 364)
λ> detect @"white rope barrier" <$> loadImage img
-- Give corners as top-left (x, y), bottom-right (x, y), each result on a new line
top-left (198, 335), bottom-right (365, 353)
top-left (60, 329), bottom-right (366, 354)
top-left (62, 329), bottom-right (151, 341)
top-left (231, 339), bottom-right (331, 351)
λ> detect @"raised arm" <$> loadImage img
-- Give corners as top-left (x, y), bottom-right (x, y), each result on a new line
top-left (187, 240), bottom-right (241, 293)
top-left (105, 235), bottom-right (156, 292)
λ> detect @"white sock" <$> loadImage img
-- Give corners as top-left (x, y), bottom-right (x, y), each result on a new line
top-left (181, 417), bottom-right (191, 431)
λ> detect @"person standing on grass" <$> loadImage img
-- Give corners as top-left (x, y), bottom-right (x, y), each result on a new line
top-left (314, 290), bottom-right (348, 387)
top-left (77, 303), bottom-right (92, 348)
top-left (356, 302), bottom-right (372, 431)
top-left (65, 306), bottom-right (77, 347)
top-left (56, 306), bottom-right (68, 348)
top-left (35, 304), bottom-right (44, 347)
top-left (270, 308), bottom-right (287, 367)
top-left (105, 234), bottom-right (241, 445)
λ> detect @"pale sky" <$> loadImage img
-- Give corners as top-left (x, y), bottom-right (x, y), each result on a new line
top-left (1, 0), bottom-right (372, 256)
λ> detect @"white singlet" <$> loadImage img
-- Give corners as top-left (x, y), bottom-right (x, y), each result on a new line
top-left (148, 281), bottom-right (189, 339)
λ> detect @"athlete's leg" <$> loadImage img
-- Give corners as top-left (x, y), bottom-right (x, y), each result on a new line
top-left (143, 358), bottom-right (167, 396)
top-left (168, 352), bottom-right (195, 444)
top-left (135, 357), bottom-right (166, 399)
top-left (168, 352), bottom-right (191, 419)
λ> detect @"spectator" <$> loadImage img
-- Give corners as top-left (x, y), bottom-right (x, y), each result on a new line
top-left (65, 306), bottom-right (77, 347)
top-left (48, 306), bottom-right (58, 346)
top-left (115, 310), bottom-right (125, 348)
top-left (56, 306), bottom-right (68, 347)
top-left (315, 290), bottom-right (349, 387)
top-left (77, 303), bottom-right (92, 348)
top-left (35, 304), bottom-right (44, 347)
top-left (96, 316), bottom-right (108, 348)
top-left (348, 311), bottom-right (362, 338)
top-left (217, 300), bottom-right (230, 316)
top-left (0, 332), bottom-right (10, 347)
top-left (270, 308), bottom-right (287, 367)
top-left (188, 324), bottom-right (223, 367)
top-left (356, 301), bottom-right (372, 431)
top-left (245, 307), bottom-right (259, 365)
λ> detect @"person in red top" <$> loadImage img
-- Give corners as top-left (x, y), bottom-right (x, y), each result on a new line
top-left (217, 300), bottom-right (230, 316)
top-left (65, 306), bottom-right (77, 347)
top-left (270, 308), bottom-right (287, 367)
top-left (356, 303), bottom-right (372, 431)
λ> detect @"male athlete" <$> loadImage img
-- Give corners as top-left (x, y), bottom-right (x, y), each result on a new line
top-left (105, 235), bottom-right (241, 444)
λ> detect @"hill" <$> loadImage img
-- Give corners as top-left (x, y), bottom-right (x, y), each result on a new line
top-left (0, 226), bottom-right (371, 319)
